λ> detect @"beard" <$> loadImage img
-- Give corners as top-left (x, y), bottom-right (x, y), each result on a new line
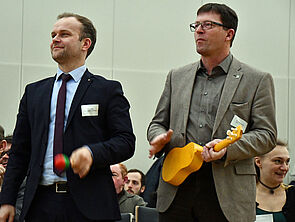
top-left (51, 48), bottom-right (67, 63)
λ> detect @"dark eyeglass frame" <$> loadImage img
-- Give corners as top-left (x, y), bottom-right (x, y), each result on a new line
top-left (190, 21), bottom-right (230, 32)
top-left (0, 150), bottom-right (11, 158)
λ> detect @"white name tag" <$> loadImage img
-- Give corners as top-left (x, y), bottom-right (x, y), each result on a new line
top-left (81, 104), bottom-right (99, 117)
top-left (230, 115), bottom-right (247, 132)
top-left (255, 214), bottom-right (273, 222)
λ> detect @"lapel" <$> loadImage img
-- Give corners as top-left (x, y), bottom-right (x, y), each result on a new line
top-left (212, 57), bottom-right (243, 136)
top-left (43, 76), bottom-right (56, 129)
top-left (40, 76), bottom-right (55, 164)
top-left (182, 62), bottom-right (199, 136)
top-left (65, 70), bottom-right (93, 130)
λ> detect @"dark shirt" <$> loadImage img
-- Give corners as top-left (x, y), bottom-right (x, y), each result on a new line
top-left (186, 53), bottom-right (233, 146)
top-left (256, 208), bottom-right (286, 222)
top-left (256, 185), bottom-right (295, 222)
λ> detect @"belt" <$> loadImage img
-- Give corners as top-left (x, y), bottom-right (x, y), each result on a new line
top-left (40, 182), bottom-right (68, 193)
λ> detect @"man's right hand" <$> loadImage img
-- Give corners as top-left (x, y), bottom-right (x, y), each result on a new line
top-left (148, 129), bottom-right (173, 158)
top-left (0, 204), bottom-right (15, 222)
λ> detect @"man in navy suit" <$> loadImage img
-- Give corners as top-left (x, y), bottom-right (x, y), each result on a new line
top-left (0, 13), bottom-right (135, 222)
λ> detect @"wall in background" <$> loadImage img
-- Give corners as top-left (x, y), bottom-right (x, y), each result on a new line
top-left (0, 0), bottom-right (294, 178)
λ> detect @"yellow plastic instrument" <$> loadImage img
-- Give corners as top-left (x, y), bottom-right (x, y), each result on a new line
top-left (162, 125), bottom-right (243, 186)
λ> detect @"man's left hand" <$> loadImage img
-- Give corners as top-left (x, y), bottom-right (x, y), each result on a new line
top-left (70, 146), bottom-right (93, 178)
top-left (202, 139), bottom-right (227, 162)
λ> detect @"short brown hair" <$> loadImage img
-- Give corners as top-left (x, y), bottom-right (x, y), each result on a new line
top-left (4, 135), bottom-right (13, 144)
top-left (57, 12), bottom-right (97, 58)
top-left (118, 163), bottom-right (128, 178)
top-left (197, 3), bottom-right (238, 47)
top-left (128, 169), bottom-right (145, 186)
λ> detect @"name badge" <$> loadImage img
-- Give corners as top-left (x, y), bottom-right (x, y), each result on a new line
top-left (255, 214), bottom-right (273, 222)
top-left (81, 104), bottom-right (99, 117)
top-left (230, 115), bottom-right (247, 132)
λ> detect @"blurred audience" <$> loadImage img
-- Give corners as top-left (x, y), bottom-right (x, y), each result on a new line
top-left (111, 163), bottom-right (146, 215)
top-left (0, 126), bottom-right (9, 188)
top-left (0, 125), bottom-right (4, 140)
top-left (0, 127), bottom-right (25, 222)
top-left (125, 169), bottom-right (145, 196)
top-left (0, 135), bottom-right (12, 167)
top-left (255, 139), bottom-right (295, 221)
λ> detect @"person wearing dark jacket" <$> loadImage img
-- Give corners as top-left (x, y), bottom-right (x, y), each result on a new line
top-left (0, 13), bottom-right (135, 222)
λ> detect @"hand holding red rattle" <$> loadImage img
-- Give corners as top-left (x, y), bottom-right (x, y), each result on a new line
top-left (54, 154), bottom-right (70, 172)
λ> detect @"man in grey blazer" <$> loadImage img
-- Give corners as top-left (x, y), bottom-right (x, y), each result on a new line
top-left (147, 3), bottom-right (277, 222)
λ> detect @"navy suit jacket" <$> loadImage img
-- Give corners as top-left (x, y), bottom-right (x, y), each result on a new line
top-left (0, 70), bottom-right (136, 221)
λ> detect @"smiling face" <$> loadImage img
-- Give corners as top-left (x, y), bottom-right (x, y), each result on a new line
top-left (50, 17), bottom-right (89, 69)
top-left (255, 145), bottom-right (290, 186)
top-left (194, 12), bottom-right (233, 57)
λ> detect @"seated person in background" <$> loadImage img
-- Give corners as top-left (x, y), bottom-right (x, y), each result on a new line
top-left (0, 125), bottom-right (4, 141)
top-left (0, 134), bottom-right (25, 222)
top-left (0, 135), bottom-right (13, 167)
top-left (111, 163), bottom-right (146, 215)
top-left (0, 125), bottom-right (5, 188)
top-left (0, 135), bottom-right (13, 188)
top-left (255, 139), bottom-right (295, 221)
top-left (125, 169), bottom-right (145, 196)
top-left (0, 128), bottom-right (10, 188)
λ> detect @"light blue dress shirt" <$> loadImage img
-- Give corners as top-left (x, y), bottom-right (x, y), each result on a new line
top-left (40, 65), bottom-right (86, 185)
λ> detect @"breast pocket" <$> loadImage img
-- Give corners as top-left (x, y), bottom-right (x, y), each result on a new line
top-left (229, 102), bottom-right (250, 124)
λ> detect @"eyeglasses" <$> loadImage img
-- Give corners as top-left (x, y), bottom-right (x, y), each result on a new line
top-left (190, 21), bottom-right (229, 32)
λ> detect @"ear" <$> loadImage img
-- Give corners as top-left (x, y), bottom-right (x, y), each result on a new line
top-left (225, 29), bottom-right (235, 42)
top-left (0, 140), bottom-right (7, 152)
top-left (254, 157), bottom-right (262, 168)
top-left (123, 176), bottom-right (128, 184)
top-left (140, 185), bottom-right (145, 193)
top-left (82, 38), bottom-right (92, 51)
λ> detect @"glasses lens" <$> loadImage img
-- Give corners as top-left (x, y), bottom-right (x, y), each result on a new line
top-left (190, 24), bottom-right (195, 32)
top-left (203, 22), bottom-right (213, 30)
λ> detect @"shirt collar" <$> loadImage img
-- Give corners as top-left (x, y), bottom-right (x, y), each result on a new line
top-left (197, 52), bottom-right (233, 75)
top-left (56, 65), bottom-right (87, 82)
top-left (219, 52), bottom-right (233, 74)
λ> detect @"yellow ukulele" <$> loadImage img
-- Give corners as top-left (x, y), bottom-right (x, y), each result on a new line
top-left (162, 125), bottom-right (243, 186)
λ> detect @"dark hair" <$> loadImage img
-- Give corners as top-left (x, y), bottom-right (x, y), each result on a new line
top-left (4, 135), bottom-right (13, 144)
top-left (0, 125), bottom-right (4, 140)
top-left (57, 13), bottom-right (97, 58)
top-left (197, 3), bottom-right (238, 47)
top-left (128, 169), bottom-right (146, 187)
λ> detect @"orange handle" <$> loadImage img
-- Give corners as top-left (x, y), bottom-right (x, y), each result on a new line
top-left (213, 125), bottom-right (243, 152)
top-left (214, 140), bottom-right (230, 152)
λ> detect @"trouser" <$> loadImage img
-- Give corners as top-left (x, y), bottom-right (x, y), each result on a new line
top-left (25, 184), bottom-right (115, 222)
top-left (159, 163), bottom-right (228, 222)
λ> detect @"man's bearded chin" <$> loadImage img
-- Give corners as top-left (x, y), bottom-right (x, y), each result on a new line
top-left (127, 189), bottom-right (134, 194)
